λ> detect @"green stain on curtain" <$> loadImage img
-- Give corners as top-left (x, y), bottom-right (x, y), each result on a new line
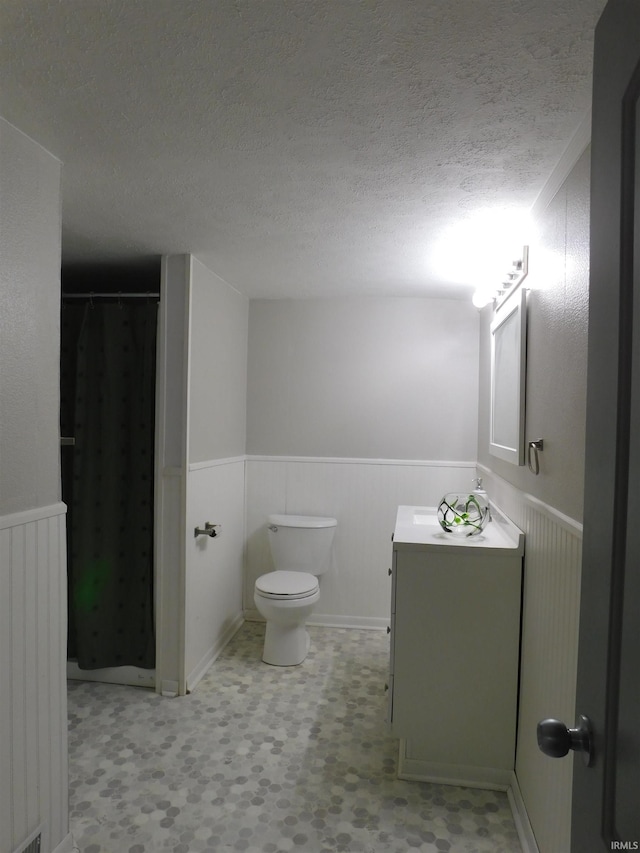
top-left (73, 558), bottom-right (111, 612)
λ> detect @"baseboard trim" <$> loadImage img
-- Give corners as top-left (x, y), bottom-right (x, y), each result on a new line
top-left (160, 679), bottom-right (180, 698)
top-left (243, 609), bottom-right (388, 631)
top-left (308, 613), bottom-right (388, 630)
top-left (397, 740), bottom-right (511, 791)
top-left (393, 747), bottom-right (540, 851)
top-left (186, 613), bottom-right (244, 692)
top-left (52, 831), bottom-right (77, 853)
top-left (508, 771), bottom-right (540, 853)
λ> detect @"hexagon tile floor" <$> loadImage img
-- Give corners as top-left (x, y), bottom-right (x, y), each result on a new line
top-left (68, 622), bottom-right (522, 853)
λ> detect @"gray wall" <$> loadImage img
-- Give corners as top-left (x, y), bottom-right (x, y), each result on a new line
top-left (0, 118), bottom-right (62, 515)
top-left (247, 296), bottom-right (479, 461)
top-left (0, 118), bottom-right (70, 853)
top-left (189, 256), bottom-right (248, 463)
top-left (157, 254), bottom-right (249, 694)
top-left (478, 147), bottom-right (591, 522)
top-left (184, 256), bottom-right (248, 689)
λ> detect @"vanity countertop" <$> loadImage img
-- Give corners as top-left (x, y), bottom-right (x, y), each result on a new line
top-left (393, 505), bottom-right (524, 555)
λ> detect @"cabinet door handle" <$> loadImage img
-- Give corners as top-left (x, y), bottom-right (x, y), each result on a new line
top-left (388, 568), bottom-right (392, 576)
top-left (387, 626), bottom-right (391, 634)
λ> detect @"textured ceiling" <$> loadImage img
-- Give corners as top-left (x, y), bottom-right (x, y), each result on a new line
top-left (1, 0), bottom-right (605, 298)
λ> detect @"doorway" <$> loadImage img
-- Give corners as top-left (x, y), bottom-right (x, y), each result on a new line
top-left (61, 263), bottom-right (160, 688)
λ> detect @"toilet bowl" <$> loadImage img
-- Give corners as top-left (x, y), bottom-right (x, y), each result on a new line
top-left (254, 514), bottom-right (337, 666)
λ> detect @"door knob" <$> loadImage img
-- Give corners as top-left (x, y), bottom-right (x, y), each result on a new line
top-left (537, 715), bottom-right (593, 766)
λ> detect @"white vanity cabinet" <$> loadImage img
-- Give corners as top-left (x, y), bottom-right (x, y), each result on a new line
top-left (388, 505), bottom-right (524, 789)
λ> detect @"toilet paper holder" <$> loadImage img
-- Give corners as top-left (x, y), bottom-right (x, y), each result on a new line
top-left (194, 522), bottom-right (220, 538)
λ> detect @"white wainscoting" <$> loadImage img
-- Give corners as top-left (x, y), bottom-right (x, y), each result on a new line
top-left (155, 467), bottom-right (186, 696)
top-left (479, 466), bottom-right (582, 853)
top-left (245, 457), bottom-right (476, 626)
top-left (0, 503), bottom-right (72, 853)
top-left (184, 458), bottom-right (246, 691)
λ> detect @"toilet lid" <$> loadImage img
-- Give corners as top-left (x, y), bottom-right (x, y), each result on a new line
top-left (268, 514), bottom-right (337, 529)
top-left (255, 571), bottom-right (319, 600)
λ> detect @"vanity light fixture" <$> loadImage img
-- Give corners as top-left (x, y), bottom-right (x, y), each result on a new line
top-left (472, 246), bottom-right (529, 309)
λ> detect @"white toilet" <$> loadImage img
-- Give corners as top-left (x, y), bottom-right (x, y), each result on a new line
top-left (254, 513), bottom-right (337, 666)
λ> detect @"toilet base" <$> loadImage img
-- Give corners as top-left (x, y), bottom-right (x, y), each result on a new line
top-left (262, 623), bottom-right (311, 666)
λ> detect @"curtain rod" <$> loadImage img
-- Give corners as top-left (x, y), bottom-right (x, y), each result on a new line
top-left (62, 292), bottom-right (160, 299)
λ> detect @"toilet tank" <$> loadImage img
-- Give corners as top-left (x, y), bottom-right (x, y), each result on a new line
top-left (267, 514), bottom-right (337, 575)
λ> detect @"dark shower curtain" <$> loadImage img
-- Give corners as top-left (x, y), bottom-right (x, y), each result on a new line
top-left (61, 300), bottom-right (157, 669)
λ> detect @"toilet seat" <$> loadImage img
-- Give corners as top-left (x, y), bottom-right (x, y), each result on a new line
top-left (255, 570), bottom-right (319, 600)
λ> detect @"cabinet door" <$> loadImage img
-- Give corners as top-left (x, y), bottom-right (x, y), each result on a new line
top-left (391, 549), bottom-right (521, 771)
top-left (386, 552), bottom-right (397, 727)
